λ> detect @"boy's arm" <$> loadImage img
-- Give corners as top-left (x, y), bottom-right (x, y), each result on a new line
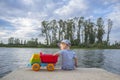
top-left (53, 52), bottom-right (60, 56)
top-left (53, 50), bottom-right (63, 56)
top-left (74, 57), bottom-right (78, 67)
top-left (73, 52), bottom-right (78, 67)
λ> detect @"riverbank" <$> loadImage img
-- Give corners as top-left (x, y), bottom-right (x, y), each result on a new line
top-left (0, 46), bottom-right (120, 49)
top-left (0, 68), bottom-right (120, 80)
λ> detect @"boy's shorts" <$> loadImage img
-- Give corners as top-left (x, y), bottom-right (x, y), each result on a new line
top-left (61, 67), bottom-right (75, 70)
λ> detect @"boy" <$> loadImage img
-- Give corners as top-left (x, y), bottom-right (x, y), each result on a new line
top-left (54, 39), bottom-right (78, 70)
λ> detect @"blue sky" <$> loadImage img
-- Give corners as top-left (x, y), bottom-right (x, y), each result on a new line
top-left (0, 0), bottom-right (120, 43)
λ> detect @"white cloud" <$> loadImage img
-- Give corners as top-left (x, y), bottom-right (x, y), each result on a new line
top-left (0, 0), bottom-right (54, 43)
top-left (0, 30), bottom-right (8, 36)
top-left (22, 0), bottom-right (34, 5)
top-left (105, 3), bottom-right (120, 42)
top-left (0, 0), bottom-right (120, 43)
top-left (105, 3), bottom-right (120, 30)
top-left (102, 0), bottom-right (119, 5)
top-left (54, 0), bottom-right (88, 17)
top-left (0, 17), bottom-right (41, 42)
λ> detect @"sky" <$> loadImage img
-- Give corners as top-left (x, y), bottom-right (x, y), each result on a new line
top-left (0, 0), bottom-right (120, 43)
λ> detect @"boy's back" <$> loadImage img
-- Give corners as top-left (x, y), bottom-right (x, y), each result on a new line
top-left (58, 49), bottom-right (76, 70)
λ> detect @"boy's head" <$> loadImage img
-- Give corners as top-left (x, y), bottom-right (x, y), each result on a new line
top-left (58, 39), bottom-right (71, 50)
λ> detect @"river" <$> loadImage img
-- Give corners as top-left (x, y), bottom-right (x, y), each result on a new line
top-left (0, 48), bottom-right (120, 78)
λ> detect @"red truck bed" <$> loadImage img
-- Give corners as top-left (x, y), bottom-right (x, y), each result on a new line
top-left (40, 52), bottom-right (58, 63)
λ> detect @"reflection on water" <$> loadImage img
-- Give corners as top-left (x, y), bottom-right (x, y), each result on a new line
top-left (0, 48), bottom-right (120, 78)
top-left (82, 50), bottom-right (104, 68)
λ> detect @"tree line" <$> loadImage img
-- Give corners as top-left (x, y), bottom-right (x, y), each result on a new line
top-left (40, 17), bottom-right (114, 48)
top-left (0, 37), bottom-right (43, 47)
top-left (8, 37), bottom-right (39, 45)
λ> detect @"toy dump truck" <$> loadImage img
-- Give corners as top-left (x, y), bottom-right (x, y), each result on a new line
top-left (29, 52), bottom-right (58, 71)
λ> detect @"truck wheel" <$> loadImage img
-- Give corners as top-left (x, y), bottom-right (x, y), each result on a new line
top-left (32, 63), bottom-right (40, 71)
top-left (47, 64), bottom-right (54, 71)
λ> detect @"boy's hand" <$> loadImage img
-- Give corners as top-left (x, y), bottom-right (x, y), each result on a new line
top-left (74, 58), bottom-right (78, 68)
top-left (53, 53), bottom-right (60, 56)
top-left (75, 63), bottom-right (78, 68)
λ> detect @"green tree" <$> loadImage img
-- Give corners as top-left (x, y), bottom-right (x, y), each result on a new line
top-left (77, 17), bottom-right (84, 45)
top-left (41, 21), bottom-right (49, 45)
top-left (58, 19), bottom-right (64, 41)
top-left (88, 20), bottom-right (95, 44)
top-left (14, 38), bottom-right (20, 45)
top-left (0, 40), bottom-right (3, 45)
top-left (50, 20), bottom-right (58, 44)
top-left (35, 38), bottom-right (38, 45)
top-left (107, 19), bottom-right (112, 45)
top-left (66, 19), bottom-right (75, 43)
top-left (96, 18), bottom-right (105, 43)
top-left (24, 40), bottom-right (27, 45)
top-left (83, 20), bottom-right (89, 45)
top-left (20, 40), bottom-right (23, 45)
top-left (8, 37), bottom-right (14, 45)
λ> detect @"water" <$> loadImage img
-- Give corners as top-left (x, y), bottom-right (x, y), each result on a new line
top-left (0, 48), bottom-right (120, 78)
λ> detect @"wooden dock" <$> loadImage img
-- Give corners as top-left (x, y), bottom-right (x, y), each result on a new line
top-left (0, 68), bottom-right (120, 80)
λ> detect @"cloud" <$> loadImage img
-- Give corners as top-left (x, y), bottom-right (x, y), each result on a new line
top-left (0, 0), bottom-right (51, 43)
top-left (0, 0), bottom-right (120, 43)
top-left (0, 17), bottom-right (41, 38)
top-left (105, 3), bottom-right (120, 30)
top-left (104, 3), bottom-right (120, 42)
top-left (54, 0), bottom-right (88, 18)
top-left (102, 0), bottom-right (119, 5)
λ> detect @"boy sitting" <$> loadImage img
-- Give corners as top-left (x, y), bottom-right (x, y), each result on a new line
top-left (54, 39), bottom-right (78, 70)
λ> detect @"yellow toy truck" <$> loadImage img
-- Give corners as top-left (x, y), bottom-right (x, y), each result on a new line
top-left (29, 52), bottom-right (58, 71)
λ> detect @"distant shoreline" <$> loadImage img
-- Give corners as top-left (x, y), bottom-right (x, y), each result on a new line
top-left (0, 46), bottom-right (120, 49)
